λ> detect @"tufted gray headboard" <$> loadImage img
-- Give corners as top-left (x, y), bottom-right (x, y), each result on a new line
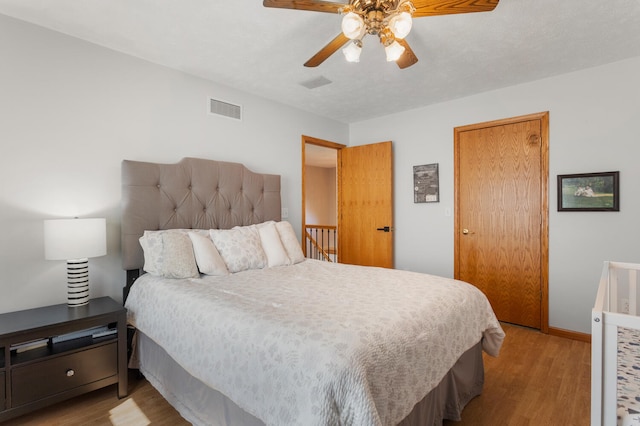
top-left (121, 157), bottom-right (281, 291)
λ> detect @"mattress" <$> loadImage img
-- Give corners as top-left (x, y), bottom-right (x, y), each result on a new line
top-left (618, 327), bottom-right (640, 426)
top-left (125, 259), bottom-right (504, 426)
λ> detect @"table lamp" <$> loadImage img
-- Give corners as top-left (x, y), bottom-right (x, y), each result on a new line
top-left (44, 218), bottom-right (107, 307)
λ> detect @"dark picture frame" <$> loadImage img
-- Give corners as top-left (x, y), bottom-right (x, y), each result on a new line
top-left (414, 163), bottom-right (439, 203)
top-left (557, 171), bottom-right (619, 211)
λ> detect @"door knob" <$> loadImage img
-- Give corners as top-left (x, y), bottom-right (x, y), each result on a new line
top-left (462, 228), bottom-right (473, 235)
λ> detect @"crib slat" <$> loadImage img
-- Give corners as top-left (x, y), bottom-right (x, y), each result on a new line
top-left (591, 310), bottom-right (604, 425)
top-left (591, 261), bottom-right (610, 426)
top-left (610, 267), bottom-right (618, 312)
top-left (603, 321), bottom-right (619, 424)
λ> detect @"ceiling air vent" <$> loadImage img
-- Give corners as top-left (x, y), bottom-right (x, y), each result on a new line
top-left (300, 76), bottom-right (332, 90)
top-left (208, 97), bottom-right (242, 121)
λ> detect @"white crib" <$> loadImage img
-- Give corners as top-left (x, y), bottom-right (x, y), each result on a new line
top-left (592, 261), bottom-right (640, 426)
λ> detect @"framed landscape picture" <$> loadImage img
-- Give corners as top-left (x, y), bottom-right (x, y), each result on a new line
top-left (414, 163), bottom-right (439, 203)
top-left (557, 171), bottom-right (619, 211)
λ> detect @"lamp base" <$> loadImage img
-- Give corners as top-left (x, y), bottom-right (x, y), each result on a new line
top-left (67, 259), bottom-right (90, 307)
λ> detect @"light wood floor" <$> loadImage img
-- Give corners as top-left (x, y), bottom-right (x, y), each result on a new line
top-left (11, 323), bottom-right (590, 425)
top-left (444, 323), bottom-right (591, 426)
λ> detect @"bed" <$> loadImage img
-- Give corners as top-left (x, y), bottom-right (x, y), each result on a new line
top-left (592, 261), bottom-right (640, 426)
top-left (121, 157), bottom-right (505, 426)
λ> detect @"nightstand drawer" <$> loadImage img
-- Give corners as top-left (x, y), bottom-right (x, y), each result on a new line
top-left (11, 343), bottom-right (117, 407)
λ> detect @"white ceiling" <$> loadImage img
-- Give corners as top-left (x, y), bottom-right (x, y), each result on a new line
top-left (1, 0), bottom-right (639, 124)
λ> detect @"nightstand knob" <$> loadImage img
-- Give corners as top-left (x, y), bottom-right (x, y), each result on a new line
top-left (66, 369), bottom-right (75, 377)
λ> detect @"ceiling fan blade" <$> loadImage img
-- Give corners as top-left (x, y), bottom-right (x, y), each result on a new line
top-left (304, 33), bottom-right (350, 67)
top-left (263, 0), bottom-right (346, 13)
top-left (396, 39), bottom-right (418, 69)
top-left (412, 0), bottom-right (499, 17)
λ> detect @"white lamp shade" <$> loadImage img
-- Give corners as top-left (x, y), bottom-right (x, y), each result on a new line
top-left (385, 40), bottom-right (406, 62)
top-left (44, 218), bottom-right (107, 260)
top-left (342, 40), bottom-right (363, 62)
top-left (389, 11), bottom-right (413, 39)
top-left (341, 12), bottom-right (365, 40)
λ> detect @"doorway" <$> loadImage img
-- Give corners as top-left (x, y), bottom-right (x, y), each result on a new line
top-left (302, 136), bottom-right (395, 268)
top-left (302, 136), bottom-right (344, 261)
top-left (454, 112), bottom-right (549, 331)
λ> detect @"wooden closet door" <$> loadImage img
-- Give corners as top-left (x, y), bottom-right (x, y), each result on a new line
top-left (455, 112), bottom-right (549, 330)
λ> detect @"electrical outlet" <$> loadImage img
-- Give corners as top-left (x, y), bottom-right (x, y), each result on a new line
top-left (621, 298), bottom-right (630, 314)
top-left (281, 207), bottom-right (288, 219)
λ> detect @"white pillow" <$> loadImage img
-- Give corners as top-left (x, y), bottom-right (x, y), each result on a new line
top-left (139, 229), bottom-right (208, 278)
top-left (258, 222), bottom-right (291, 267)
top-left (188, 232), bottom-right (229, 276)
top-left (209, 226), bottom-right (267, 273)
top-left (160, 232), bottom-right (200, 279)
top-left (275, 221), bottom-right (305, 264)
top-left (139, 234), bottom-right (161, 276)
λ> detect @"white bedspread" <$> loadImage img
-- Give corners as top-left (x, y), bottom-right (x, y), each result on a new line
top-left (125, 259), bottom-right (504, 426)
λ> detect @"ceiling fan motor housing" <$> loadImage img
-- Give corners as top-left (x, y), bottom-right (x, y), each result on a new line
top-left (346, 0), bottom-right (414, 36)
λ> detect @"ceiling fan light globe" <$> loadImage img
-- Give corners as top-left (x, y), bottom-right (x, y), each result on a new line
top-left (341, 12), bottom-right (365, 39)
top-left (389, 11), bottom-right (412, 39)
top-left (342, 40), bottom-right (362, 62)
top-left (385, 40), bottom-right (405, 62)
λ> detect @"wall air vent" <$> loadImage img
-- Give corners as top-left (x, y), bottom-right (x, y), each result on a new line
top-left (208, 97), bottom-right (242, 121)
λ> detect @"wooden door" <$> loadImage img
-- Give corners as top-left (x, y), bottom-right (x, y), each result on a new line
top-left (338, 141), bottom-right (394, 268)
top-left (454, 112), bottom-right (549, 330)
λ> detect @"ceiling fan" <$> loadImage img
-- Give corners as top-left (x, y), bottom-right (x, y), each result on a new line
top-left (263, 0), bottom-right (499, 69)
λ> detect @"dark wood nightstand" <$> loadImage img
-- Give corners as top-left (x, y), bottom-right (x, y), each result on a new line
top-left (0, 296), bottom-right (127, 422)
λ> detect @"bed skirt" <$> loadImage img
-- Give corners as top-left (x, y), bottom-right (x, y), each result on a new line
top-left (135, 331), bottom-right (484, 426)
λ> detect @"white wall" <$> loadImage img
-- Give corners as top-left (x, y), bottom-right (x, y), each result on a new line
top-left (350, 56), bottom-right (640, 334)
top-left (0, 14), bottom-right (348, 313)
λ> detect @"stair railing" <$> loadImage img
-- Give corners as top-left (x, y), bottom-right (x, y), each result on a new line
top-left (304, 224), bottom-right (337, 262)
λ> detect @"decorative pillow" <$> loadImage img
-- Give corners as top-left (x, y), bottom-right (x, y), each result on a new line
top-left (160, 232), bottom-right (200, 279)
top-left (139, 229), bottom-right (208, 277)
top-left (139, 234), bottom-right (161, 276)
top-left (209, 226), bottom-right (267, 273)
top-left (188, 232), bottom-right (229, 276)
top-left (258, 222), bottom-right (291, 267)
top-left (275, 221), bottom-right (305, 264)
